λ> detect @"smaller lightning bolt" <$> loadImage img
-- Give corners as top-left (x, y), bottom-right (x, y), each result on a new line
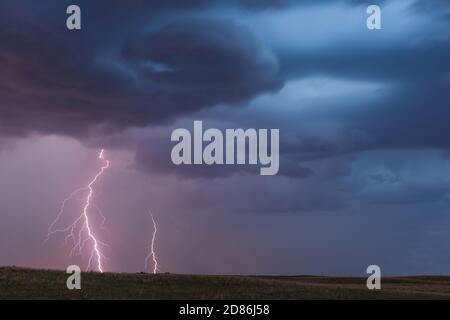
top-left (144, 212), bottom-right (159, 274)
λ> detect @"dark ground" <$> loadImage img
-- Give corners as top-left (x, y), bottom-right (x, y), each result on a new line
top-left (1, 267), bottom-right (450, 299)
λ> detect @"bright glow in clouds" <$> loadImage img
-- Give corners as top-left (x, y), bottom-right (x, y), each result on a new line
top-left (46, 149), bottom-right (110, 272)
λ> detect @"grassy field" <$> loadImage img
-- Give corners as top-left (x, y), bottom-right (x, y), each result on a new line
top-left (1, 266), bottom-right (450, 299)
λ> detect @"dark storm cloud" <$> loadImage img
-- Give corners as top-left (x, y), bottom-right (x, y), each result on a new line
top-left (1, 0), bottom-right (450, 181)
top-left (0, 4), bottom-right (281, 137)
top-left (0, 4), bottom-right (140, 136)
top-left (256, 2), bottom-right (450, 176)
top-left (122, 19), bottom-right (281, 114)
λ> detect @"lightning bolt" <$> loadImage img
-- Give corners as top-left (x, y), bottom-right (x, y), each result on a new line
top-left (46, 149), bottom-right (110, 273)
top-left (145, 212), bottom-right (159, 274)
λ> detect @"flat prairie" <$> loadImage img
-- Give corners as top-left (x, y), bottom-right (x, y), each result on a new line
top-left (1, 267), bottom-right (450, 299)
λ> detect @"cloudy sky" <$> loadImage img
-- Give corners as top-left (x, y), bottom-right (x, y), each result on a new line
top-left (0, 0), bottom-right (450, 276)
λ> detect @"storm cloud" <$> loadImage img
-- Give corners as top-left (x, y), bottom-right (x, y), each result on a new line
top-left (0, 5), bottom-right (281, 138)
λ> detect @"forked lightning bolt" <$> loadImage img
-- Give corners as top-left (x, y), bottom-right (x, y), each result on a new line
top-left (145, 212), bottom-right (159, 274)
top-left (46, 149), bottom-right (110, 272)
